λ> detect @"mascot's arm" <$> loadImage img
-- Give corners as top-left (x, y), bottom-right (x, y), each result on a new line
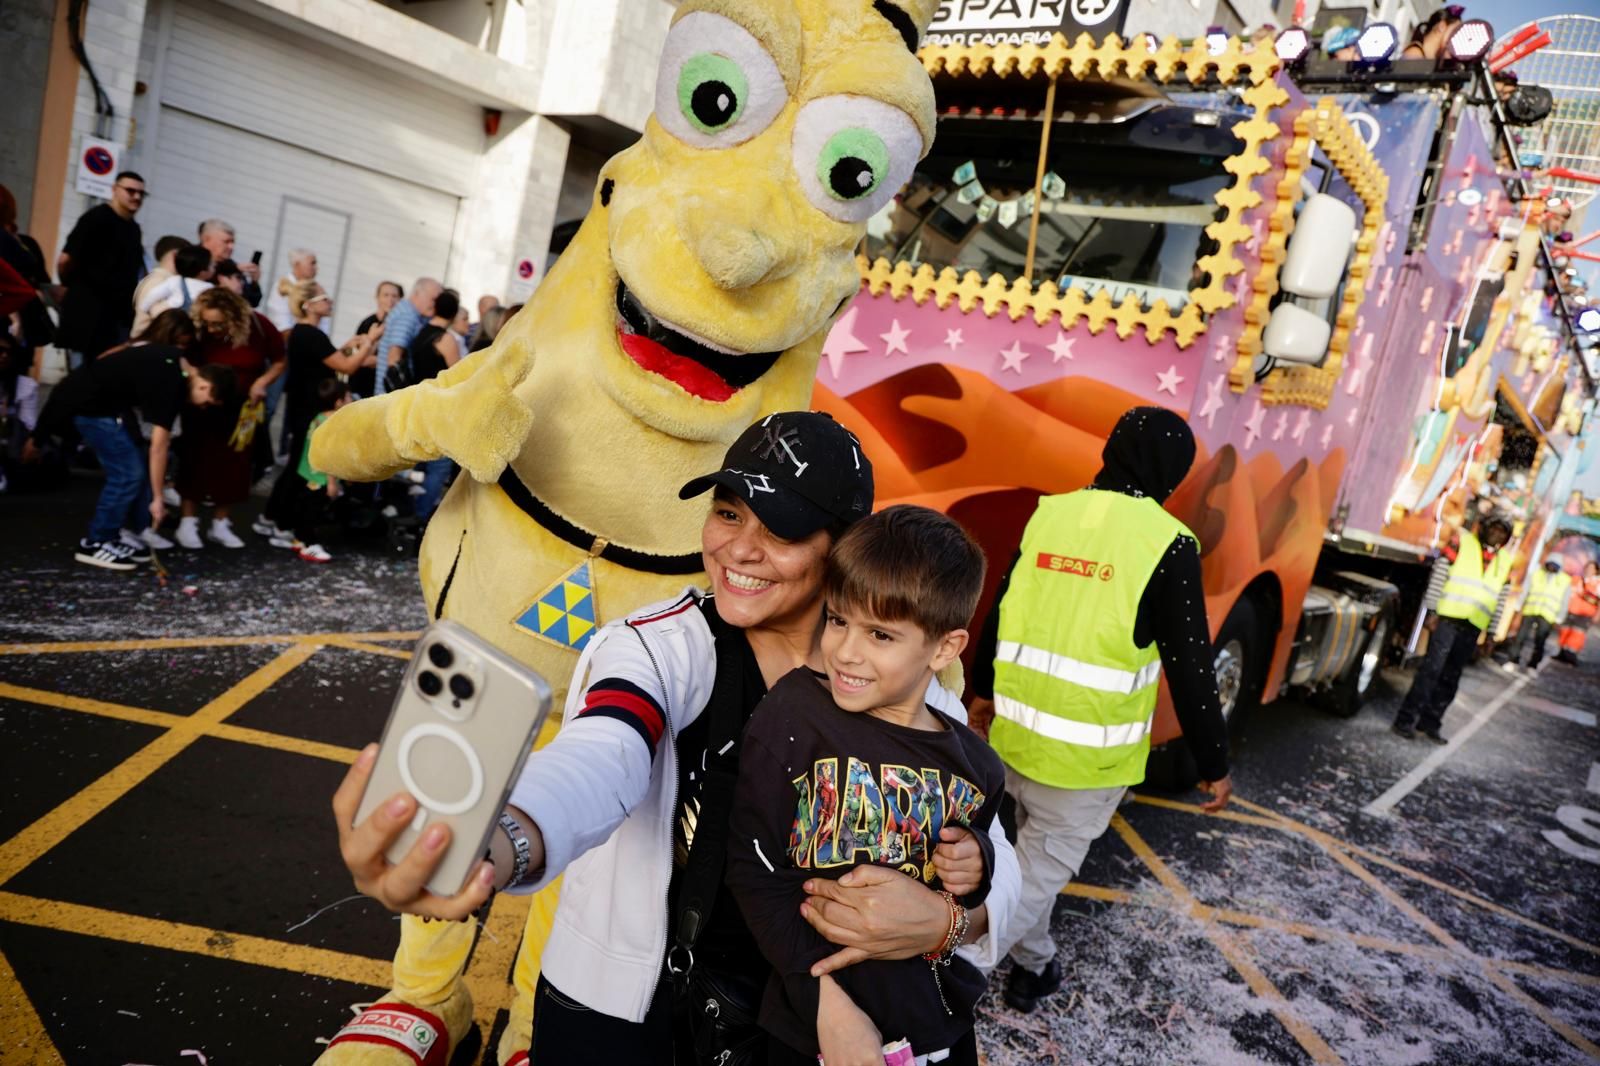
top-left (309, 342), bottom-right (535, 483)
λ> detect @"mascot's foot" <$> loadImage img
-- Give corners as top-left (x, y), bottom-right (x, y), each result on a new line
top-left (316, 985), bottom-right (474, 1066)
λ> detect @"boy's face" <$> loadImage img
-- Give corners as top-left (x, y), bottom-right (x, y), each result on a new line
top-left (821, 601), bottom-right (966, 715)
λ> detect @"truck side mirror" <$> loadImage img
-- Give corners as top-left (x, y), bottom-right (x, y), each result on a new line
top-left (1280, 194), bottom-right (1358, 299)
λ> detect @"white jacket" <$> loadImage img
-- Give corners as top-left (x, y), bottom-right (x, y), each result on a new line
top-left (508, 589), bottom-right (1020, 1023)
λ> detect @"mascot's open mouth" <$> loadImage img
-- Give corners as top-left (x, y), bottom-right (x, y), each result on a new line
top-left (615, 282), bottom-right (781, 402)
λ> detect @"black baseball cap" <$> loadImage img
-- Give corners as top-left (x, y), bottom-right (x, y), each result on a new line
top-left (679, 411), bottom-right (874, 540)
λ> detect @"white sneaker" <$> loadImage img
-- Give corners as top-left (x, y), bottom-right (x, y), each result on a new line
top-left (298, 543), bottom-right (333, 563)
top-left (268, 534), bottom-right (300, 550)
top-left (123, 527), bottom-right (175, 551)
top-left (75, 539), bottom-right (137, 571)
top-left (163, 487), bottom-right (181, 507)
top-left (251, 517), bottom-right (288, 538)
top-left (208, 517), bottom-right (246, 549)
top-left (176, 517), bottom-right (204, 550)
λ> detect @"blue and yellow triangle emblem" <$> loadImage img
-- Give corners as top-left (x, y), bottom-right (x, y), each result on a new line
top-left (512, 559), bottom-right (597, 651)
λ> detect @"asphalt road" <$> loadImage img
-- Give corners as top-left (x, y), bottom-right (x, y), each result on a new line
top-left (2, 473), bottom-right (1597, 1065)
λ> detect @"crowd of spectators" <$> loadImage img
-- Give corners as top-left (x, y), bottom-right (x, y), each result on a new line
top-left (0, 176), bottom-right (521, 569)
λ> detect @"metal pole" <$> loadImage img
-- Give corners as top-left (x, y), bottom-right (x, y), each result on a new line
top-left (1023, 76), bottom-right (1059, 285)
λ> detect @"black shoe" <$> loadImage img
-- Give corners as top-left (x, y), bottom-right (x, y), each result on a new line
top-left (1003, 959), bottom-right (1063, 1013)
top-left (1391, 723), bottom-right (1416, 739)
top-left (1419, 730), bottom-right (1448, 745)
top-left (74, 539), bottom-right (137, 571)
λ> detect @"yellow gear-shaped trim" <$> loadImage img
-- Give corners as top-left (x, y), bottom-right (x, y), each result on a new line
top-left (855, 33), bottom-right (1284, 349)
top-left (1228, 97), bottom-right (1388, 407)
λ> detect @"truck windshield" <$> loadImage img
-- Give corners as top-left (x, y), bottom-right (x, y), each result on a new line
top-left (866, 101), bottom-right (1243, 310)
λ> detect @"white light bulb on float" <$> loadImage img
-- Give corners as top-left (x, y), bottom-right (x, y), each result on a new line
top-left (1274, 27), bottom-right (1310, 62)
top-left (1445, 19), bottom-right (1494, 61)
top-left (1205, 27), bottom-right (1229, 56)
top-left (1576, 307), bottom-right (1600, 333)
top-left (1356, 22), bottom-right (1398, 61)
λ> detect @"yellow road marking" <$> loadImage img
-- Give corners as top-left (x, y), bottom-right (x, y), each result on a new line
top-left (321, 638), bottom-right (414, 660)
top-left (0, 891), bottom-right (390, 988)
top-left (0, 644), bottom-right (319, 886)
top-left (463, 891), bottom-right (534, 1030)
top-left (0, 631), bottom-right (421, 656)
top-left (1134, 793), bottom-right (1600, 959)
top-left (1111, 814), bottom-right (1345, 1066)
top-left (1062, 880), bottom-right (1600, 991)
top-left (0, 944), bottom-right (63, 1065)
top-left (0, 680), bottom-right (361, 765)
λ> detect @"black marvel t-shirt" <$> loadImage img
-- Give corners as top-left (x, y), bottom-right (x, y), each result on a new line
top-left (725, 667), bottom-right (1005, 1058)
top-left (35, 344), bottom-right (188, 441)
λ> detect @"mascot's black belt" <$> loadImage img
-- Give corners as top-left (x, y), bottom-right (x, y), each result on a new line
top-left (497, 469), bottom-right (703, 576)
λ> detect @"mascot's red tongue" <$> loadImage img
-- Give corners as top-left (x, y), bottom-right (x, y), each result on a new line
top-left (617, 327), bottom-right (737, 402)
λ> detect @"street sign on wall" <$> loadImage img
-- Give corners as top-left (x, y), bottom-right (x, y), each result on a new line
top-left (924, 0), bottom-right (1129, 46)
top-left (74, 136), bottom-right (122, 199)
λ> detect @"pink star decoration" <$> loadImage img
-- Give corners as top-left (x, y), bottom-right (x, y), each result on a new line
top-left (1271, 411), bottom-right (1289, 441)
top-left (1291, 409), bottom-right (1311, 444)
top-left (999, 341), bottom-right (1029, 375)
top-left (1155, 365), bottom-right (1184, 396)
top-left (1048, 333), bottom-right (1075, 362)
top-left (821, 307), bottom-right (869, 379)
top-left (1198, 375), bottom-right (1227, 428)
top-left (1242, 400), bottom-right (1266, 449)
top-left (879, 319), bottom-right (911, 357)
top-left (943, 328), bottom-right (964, 352)
top-left (1321, 423), bottom-right (1335, 451)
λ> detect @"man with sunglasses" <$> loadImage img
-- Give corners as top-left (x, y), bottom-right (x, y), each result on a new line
top-left (55, 171), bottom-right (148, 367)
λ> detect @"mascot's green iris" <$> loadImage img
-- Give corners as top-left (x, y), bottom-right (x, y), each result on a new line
top-left (678, 53), bottom-right (748, 134)
top-left (818, 128), bottom-right (889, 202)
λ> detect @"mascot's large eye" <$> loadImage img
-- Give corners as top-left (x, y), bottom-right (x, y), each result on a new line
top-left (794, 96), bottom-right (922, 223)
top-left (655, 12), bottom-right (787, 149)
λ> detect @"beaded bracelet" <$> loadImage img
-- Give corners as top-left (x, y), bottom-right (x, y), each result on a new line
top-left (922, 890), bottom-right (970, 1015)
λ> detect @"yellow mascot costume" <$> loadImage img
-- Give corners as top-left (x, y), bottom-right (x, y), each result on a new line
top-left (313, 1), bottom-right (938, 1062)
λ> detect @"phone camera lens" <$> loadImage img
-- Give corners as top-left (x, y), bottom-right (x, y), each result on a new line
top-left (427, 643), bottom-right (454, 669)
top-left (418, 670), bottom-right (443, 697)
top-left (449, 674), bottom-right (475, 701)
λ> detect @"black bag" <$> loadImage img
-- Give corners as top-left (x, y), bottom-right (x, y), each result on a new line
top-left (668, 622), bottom-right (766, 1065)
top-left (382, 356), bottom-right (412, 395)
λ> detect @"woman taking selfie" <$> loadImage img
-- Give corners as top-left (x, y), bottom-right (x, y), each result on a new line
top-left (334, 412), bottom-right (1019, 1064)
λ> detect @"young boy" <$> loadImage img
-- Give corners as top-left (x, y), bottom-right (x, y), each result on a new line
top-left (277, 377), bottom-right (348, 563)
top-left (727, 505), bottom-right (1001, 1066)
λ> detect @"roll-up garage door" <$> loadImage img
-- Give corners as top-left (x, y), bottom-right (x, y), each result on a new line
top-left (137, 0), bottom-right (482, 338)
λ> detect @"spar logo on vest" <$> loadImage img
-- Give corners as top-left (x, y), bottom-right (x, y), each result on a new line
top-left (1037, 552), bottom-right (1116, 582)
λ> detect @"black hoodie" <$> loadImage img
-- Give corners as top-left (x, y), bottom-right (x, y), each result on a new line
top-left (971, 407), bottom-right (1230, 783)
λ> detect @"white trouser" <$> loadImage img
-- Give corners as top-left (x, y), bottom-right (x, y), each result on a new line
top-left (992, 766), bottom-right (1127, 975)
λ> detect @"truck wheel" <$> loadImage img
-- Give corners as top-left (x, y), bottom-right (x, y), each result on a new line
top-left (1144, 596), bottom-right (1268, 792)
top-left (1319, 611), bottom-right (1392, 719)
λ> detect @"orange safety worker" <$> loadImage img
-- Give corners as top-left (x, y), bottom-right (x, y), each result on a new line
top-left (1556, 560), bottom-right (1600, 664)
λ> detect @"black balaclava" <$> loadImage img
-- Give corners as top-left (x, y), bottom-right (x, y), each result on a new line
top-left (1092, 406), bottom-right (1197, 505)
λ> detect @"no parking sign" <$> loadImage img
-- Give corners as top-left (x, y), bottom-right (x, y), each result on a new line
top-left (510, 256), bottom-right (538, 299)
top-left (75, 136), bottom-right (123, 199)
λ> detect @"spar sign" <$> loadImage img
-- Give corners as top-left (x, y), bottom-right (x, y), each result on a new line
top-left (926, 0), bottom-right (1129, 46)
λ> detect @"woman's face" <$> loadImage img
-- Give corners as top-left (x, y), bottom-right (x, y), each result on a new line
top-left (198, 307), bottom-right (229, 338)
top-left (306, 291), bottom-right (332, 319)
top-left (378, 284), bottom-right (401, 314)
top-left (701, 493), bottom-right (831, 632)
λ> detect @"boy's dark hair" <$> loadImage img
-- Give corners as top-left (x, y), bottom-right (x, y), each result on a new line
top-left (824, 504), bottom-right (987, 639)
top-left (154, 234), bottom-right (189, 261)
top-left (434, 288), bottom-right (460, 323)
top-left (138, 308), bottom-right (198, 347)
top-left (213, 258), bottom-right (242, 280)
top-left (315, 377), bottom-right (349, 411)
top-left (194, 363), bottom-right (237, 407)
top-left (115, 170), bottom-right (145, 184)
top-left (174, 244), bottom-right (212, 278)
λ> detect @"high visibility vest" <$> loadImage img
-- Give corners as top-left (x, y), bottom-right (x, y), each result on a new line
top-left (1436, 531), bottom-right (1513, 631)
top-left (1522, 568), bottom-right (1566, 623)
top-left (990, 489), bottom-right (1195, 790)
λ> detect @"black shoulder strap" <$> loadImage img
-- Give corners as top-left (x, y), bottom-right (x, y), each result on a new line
top-left (671, 620), bottom-right (749, 972)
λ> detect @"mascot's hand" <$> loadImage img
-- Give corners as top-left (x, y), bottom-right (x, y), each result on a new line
top-left (387, 346), bottom-right (535, 483)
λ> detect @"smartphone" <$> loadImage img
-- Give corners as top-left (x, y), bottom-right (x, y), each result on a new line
top-left (250, 250), bottom-right (263, 265)
top-left (355, 620), bottom-right (553, 896)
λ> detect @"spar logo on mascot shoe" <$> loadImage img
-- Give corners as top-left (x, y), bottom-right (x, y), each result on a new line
top-left (308, 4), bottom-right (945, 1066)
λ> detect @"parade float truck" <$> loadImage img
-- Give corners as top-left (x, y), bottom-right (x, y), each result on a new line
top-left (812, 27), bottom-right (1594, 785)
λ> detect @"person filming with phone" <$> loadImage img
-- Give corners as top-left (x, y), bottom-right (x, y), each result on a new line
top-left (332, 411), bottom-right (1021, 1065)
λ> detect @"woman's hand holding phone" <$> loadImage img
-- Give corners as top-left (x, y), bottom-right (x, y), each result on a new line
top-left (333, 743), bottom-right (544, 920)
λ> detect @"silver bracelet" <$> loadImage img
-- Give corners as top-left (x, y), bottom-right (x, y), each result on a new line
top-left (498, 812), bottom-right (533, 888)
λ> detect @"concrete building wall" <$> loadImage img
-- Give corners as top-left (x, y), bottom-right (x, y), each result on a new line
top-left (53, 0), bottom-right (149, 259)
top-left (0, 0), bottom-right (57, 226)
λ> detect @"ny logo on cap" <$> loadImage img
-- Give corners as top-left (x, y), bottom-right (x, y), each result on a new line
top-left (755, 419), bottom-right (809, 477)
top-left (727, 469), bottom-right (774, 496)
